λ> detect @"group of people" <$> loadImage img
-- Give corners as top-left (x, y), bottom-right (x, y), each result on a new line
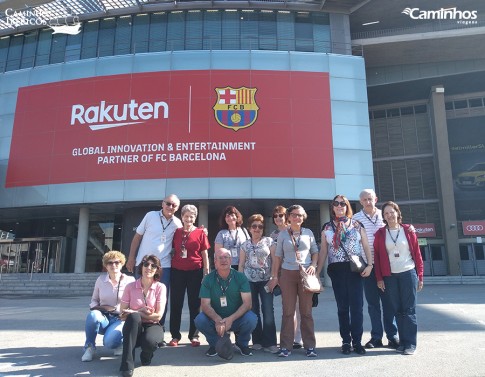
top-left (81, 191), bottom-right (424, 377)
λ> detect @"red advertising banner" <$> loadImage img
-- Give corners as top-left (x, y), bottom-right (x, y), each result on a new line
top-left (413, 223), bottom-right (436, 238)
top-left (462, 220), bottom-right (485, 236)
top-left (6, 70), bottom-right (333, 187)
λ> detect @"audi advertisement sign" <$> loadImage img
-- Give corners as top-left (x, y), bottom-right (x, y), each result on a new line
top-left (462, 220), bottom-right (485, 236)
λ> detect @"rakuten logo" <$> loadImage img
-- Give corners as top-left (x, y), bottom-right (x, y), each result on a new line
top-left (71, 100), bottom-right (169, 130)
top-left (402, 7), bottom-right (478, 20)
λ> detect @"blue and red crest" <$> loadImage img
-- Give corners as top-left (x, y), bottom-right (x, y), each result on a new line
top-left (213, 87), bottom-right (259, 131)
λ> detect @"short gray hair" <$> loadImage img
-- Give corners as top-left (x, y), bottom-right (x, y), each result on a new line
top-left (181, 204), bottom-right (198, 217)
top-left (359, 189), bottom-right (376, 199)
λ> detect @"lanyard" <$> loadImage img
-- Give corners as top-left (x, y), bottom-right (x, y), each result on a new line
top-left (181, 228), bottom-right (193, 250)
top-left (387, 226), bottom-right (401, 247)
top-left (216, 271), bottom-right (233, 296)
top-left (160, 213), bottom-right (173, 232)
top-left (363, 210), bottom-right (378, 226)
top-left (288, 228), bottom-right (302, 251)
top-left (229, 228), bottom-right (239, 248)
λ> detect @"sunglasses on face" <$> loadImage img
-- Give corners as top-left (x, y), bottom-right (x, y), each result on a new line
top-left (106, 260), bottom-right (121, 266)
top-left (333, 201), bottom-right (347, 208)
top-left (273, 213), bottom-right (285, 218)
top-left (164, 201), bottom-right (178, 208)
top-left (143, 262), bottom-right (158, 269)
top-left (251, 224), bottom-right (264, 230)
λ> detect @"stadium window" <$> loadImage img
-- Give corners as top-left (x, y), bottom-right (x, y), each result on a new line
top-left (414, 104), bottom-right (427, 114)
top-left (295, 12), bottom-right (313, 52)
top-left (400, 106), bottom-right (414, 116)
top-left (468, 98), bottom-right (483, 108)
top-left (115, 16), bottom-right (132, 55)
top-left (445, 101), bottom-right (454, 110)
top-left (453, 100), bottom-right (467, 109)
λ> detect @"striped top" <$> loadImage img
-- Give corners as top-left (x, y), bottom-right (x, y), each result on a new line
top-left (353, 209), bottom-right (384, 262)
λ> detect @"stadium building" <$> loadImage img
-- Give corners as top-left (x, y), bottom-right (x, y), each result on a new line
top-left (0, 0), bottom-right (484, 277)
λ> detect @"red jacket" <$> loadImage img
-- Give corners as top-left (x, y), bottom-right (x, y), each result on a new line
top-left (373, 224), bottom-right (424, 282)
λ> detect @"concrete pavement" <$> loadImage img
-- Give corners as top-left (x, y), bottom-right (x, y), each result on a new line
top-left (1, 284), bottom-right (485, 377)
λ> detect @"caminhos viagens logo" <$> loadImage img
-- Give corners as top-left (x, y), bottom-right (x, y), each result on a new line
top-left (70, 99), bottom-right (169, 130)
top-left (402, 7), bottom-right (478, 21)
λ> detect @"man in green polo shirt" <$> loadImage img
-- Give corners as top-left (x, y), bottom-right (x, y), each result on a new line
top-left (195, 248), bottom-right (257, 358)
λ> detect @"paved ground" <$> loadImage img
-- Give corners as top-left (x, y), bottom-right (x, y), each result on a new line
top-left (1, 284), bottom-right (485, 377)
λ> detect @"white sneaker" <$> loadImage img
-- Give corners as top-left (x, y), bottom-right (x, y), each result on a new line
top-left (81, 346), bottom-right (95, 362)
top-left (113, 345), bottom-right (123, 356)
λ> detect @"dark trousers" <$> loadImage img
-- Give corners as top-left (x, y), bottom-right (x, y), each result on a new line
top-left (120, 312), bottom-right (163, 372)
top-left (328, 262), bottom-right (364, 347)
top-left (384, 268), bottom-right (418, 349)
top-left (249, 280), bottom-right (277, 347)
top-left (169, 267), bottom-right (203, 340)
top-left (363, 269), bottom-right (398, 341)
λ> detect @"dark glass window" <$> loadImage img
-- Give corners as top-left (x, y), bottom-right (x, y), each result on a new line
top-left (313, 13), bottom-right (330, 52)
top-left (400, 106), bottom-right (414, 115)
top-left (167, 11), bottom-right (184, 51)
top-left (149, 12), bottom-right (167, 52)
top-left (222, 10), bottom-right (240, 50)
top-left (50, 33), bottom-right (67, 64)
top-left (453, 100), bottom-right (467, 109)
top-left (468, 98), bottom-right (483, 108)
top-left (98, 18), bottom-right (116, 57)
top-left (81, 20), bottom-right (99, 59)
top-left (186, 11), bottom-right (203, 50)
top-left (241, 10), bottom-right (259, 50)
top-left (259, 11), bottom-right (277, 50)
top-left (20, 32), bottom-right (37, 69)
top-left (414, 104), bottom-right (427, 114)
top-left (295, 12), bottom-right (313, 52)
top-left (0, 36), bottom-right (10, 72)
top-left (475, 245), bottom-right (485, 260)
top-left (445, 101), bottom-right (454, 110)
top-left (115, 16), bottom-right (132, 55)
top-left (35, 29), bottom-right (52, 66)
top-left (6, 34), bottom-right (23, 71)
top-left (133, 14), bottom-right (149, 53)
top-left (204, 10), bottom-right (221, 50)
top-left (65, 32), bottom-right (82, 61)
top-left (459, 245), bottom-right (470, 260)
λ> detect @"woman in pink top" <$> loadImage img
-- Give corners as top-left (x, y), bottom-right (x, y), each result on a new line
top-left (119, 255), bottom-right (166, 377)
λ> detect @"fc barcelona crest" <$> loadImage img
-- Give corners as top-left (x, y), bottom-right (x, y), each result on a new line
top-left (213, 87), bottom-right (259, 131)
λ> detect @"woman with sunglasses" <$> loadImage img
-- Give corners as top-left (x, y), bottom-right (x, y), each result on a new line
top-left (214, 206), bottom-right (250, 270)
top-left (273, 205), bottom-right (319, 358)
top-left (168, 204), bottom-right (210, 348)
top-left (238, 214), bottom-right (278, 353)
top-left (318, 195), bottom-right (373, 356)
top-left (119, 255), bottom-right (166, 377)
top-left (82, 251), bottom-right (135, 362)
top-left (268, 205), bottom-right (303, 350)
top-left (374, 201), bottom-right (423, 356)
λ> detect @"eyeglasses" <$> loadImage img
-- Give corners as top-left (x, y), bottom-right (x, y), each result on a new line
top-left (143, 262), bottom-right (158, 269)
top-left (273, 213), bottom-right (285, 218)
top-left (332, 201), bottom-right (347, 207)
top-left (106, 260), bottom-right (121, 266)
top-left (290, 213), bottom-right (304, 218)
top-left (164, 201), bottom-right (178, 208)
top-left (251, 224), bottom-right (264, 230)
top-left (217, 255), bottom-right (231, 260)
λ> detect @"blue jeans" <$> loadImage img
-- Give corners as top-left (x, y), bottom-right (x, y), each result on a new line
top-left (135, 265), bottom-right (171, 327)
top-left (250, 280), bottom-right (277, 347)
top-left (194, 311), bottom-right (257, 347)
top-left (363, 269), bottom-right (398, 341)
top-left (384, 269), bottom-right (418, 349)
top-left (328, 262), bottom-right (364, 346)
top-left (84, 310), bottom-right (123, 349)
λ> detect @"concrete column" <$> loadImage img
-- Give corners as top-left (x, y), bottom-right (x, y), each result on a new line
top-left (198, 202), bottom-right (209, 230)
top-left (319, 202), bottom-right (332, 287)
top-left (74, 207), bottom-right (90, 273)
top-left (429, 86), bottom-right (460, 275)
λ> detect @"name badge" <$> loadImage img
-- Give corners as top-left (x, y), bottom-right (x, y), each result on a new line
top-left (296, 251), bottom-right (302, 262)
top-left (393, 248), bottom-right (400, 258)
top-left (220, 296), bottom-right (227, 307)
top-left (181, 247), bottom-right (187, 259)
top-left (231, 247), bottom-right (238, 257)
top-left (250, 255), bottom-right (258, 268)
top-left (161, 234), bottom-right (166, 242)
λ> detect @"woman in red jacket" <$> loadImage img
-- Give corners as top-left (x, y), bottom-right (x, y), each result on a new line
top-left (373, 201), bottom-right (423, 356)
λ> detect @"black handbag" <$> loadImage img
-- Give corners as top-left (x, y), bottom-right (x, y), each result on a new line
top-left (340, 242), bottom-right (367, 273)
